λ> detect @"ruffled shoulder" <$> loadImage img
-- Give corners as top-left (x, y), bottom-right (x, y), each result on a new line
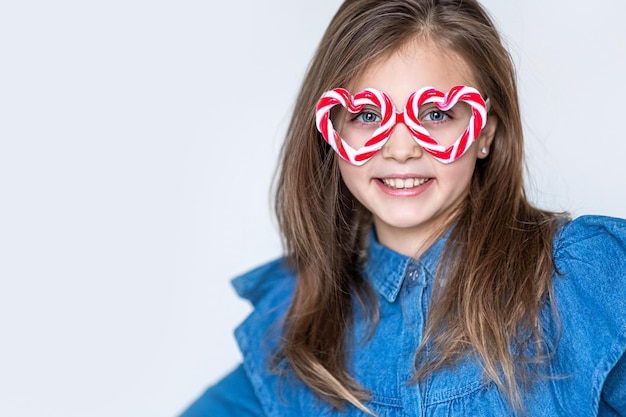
top-left (231, 258), bottom-right (296, 363)
top-left (231, 257), bottom-right (296, 306)
top-left (554, 214), bottom-right (626, 262)
top-left (551, 215), bottom-right (626, 399)
top-left (231, 259), bottom-right (315, 416)
top-left (553, 214), bottom-right (626, 315)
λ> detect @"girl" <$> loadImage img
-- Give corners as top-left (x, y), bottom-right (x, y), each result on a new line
top-left (181, 0), bottom-right (626, 415)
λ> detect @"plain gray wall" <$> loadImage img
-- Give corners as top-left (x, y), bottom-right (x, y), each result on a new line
top-left (1, 1), bottom-right (624, 416)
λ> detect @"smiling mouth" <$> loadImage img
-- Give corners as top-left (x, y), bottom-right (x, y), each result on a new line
top-left (380, 177), bottom-right (430, 189)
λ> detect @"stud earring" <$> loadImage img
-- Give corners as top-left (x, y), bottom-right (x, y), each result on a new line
top-left (480, 147), bottom-right (488, 155)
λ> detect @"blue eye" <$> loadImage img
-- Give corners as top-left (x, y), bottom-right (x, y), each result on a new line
top-left (422, 110), bottom-right (448, 122)
top-left (354, 111), bottom-right (382, 124)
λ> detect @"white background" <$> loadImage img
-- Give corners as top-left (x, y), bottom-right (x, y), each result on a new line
top-left (1, 1), bottom-right (625, 416)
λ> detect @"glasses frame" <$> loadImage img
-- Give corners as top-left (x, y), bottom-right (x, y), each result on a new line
top-left (315, 85), bottom-right (489, 166)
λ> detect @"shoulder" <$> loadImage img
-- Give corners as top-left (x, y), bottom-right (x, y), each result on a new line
top-left (231, 257), bottom-right (296, 352)
top-left (232, 257), bottom-right (296, 306)
top-left (554, 214), bottom-right (626, 263)
top-left (552, 214), bottom-right (626, 300)
top-left (230, 259), bottom-right (307, 416)
top-left (230, 257), bottom-right (296, 350)
top-left (549, 215), bottom-right (626, 391)
top-left (552, 214), bottom-right (626, 305)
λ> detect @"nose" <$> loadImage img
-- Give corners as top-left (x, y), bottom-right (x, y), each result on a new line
top-left (381, 115), bottom-right (423, 162)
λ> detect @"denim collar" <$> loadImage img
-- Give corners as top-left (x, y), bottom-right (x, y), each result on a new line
top-left (364, 228), bottom-right (449, 303)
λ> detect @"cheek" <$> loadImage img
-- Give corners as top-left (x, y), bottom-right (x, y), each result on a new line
top-left (338, 161), bottom-right (359, 186)
top-left (338, 160), bottom-right (369, 195)
top-left (441, 159), bottom-right (477, 188)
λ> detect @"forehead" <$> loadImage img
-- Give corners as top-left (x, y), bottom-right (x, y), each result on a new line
top-left (350, 39), bottom-right (477, 104)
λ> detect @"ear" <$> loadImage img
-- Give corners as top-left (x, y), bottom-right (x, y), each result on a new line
top-left (476, 113), bottom-right (498, 159)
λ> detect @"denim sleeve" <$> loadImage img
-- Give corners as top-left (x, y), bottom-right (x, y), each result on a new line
top-left (178, 364), bottom-right (265, 417)
top-left (602, 346), bottom-right (626, 415)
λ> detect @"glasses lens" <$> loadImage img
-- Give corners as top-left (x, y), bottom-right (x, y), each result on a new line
top-left (335, 101), bottom-right (473, 150)
top-left (416, 101), bottom-right (473, 147)
top-left (334, 104), bottom-right (385, 149)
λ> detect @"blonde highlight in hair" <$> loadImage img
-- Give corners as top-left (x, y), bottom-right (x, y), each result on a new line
top-left (274, 0), bottom-right (566, 413)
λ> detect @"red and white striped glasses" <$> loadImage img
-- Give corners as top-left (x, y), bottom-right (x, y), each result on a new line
top-left (315, 85), bottom-right (489, 166)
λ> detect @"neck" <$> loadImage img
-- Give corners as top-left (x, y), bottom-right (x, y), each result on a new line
top-left (374, 220), bottom-right (449, 259)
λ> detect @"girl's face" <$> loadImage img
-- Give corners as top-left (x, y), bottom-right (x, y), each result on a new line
top-left (337, 39), bottom-right (497, 256)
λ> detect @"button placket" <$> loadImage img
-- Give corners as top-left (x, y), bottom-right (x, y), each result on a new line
top-left (399, 262), bottom-right (428, 414)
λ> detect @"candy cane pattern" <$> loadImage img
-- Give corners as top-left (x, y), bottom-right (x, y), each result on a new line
top-left (404, 85), bottom-right (488, 164)
top-left (316, 88), bottom-right (397, 166)
top-left (315, 85), bottom-right (488, 165)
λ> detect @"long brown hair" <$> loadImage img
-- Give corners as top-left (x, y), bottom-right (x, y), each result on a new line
top-left (274, 0), bottom-right (565, 413)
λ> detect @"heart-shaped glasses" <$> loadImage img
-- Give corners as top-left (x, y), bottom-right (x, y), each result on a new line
top-left (315, 85), bottom-right (488, 165)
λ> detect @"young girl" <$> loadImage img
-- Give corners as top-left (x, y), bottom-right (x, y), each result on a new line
top-left (181, 0), bottom-right (626, 415)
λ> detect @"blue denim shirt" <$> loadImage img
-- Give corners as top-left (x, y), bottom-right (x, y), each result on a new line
top-left (180, 215), bottom-right (626, 417)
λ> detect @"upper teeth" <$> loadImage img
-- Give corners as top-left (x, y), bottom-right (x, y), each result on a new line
top-left (382, 178), bottom-right (429, 189)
